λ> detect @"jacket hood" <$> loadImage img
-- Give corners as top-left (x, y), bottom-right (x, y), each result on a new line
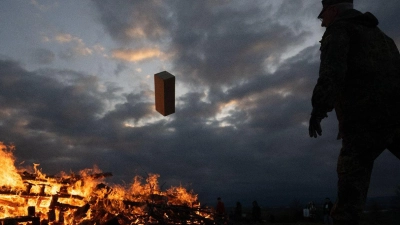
top-left (334, 9), bottom-right (379, 27)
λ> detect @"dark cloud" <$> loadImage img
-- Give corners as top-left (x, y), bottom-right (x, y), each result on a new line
top-left (91, 0), bottom-right (171, 44)
top-left (58, 48), bottom-right (76, 60)
top-left (92, 0), bottom-right (315, 87)
top-left (58, 47), bottom-right (90, 61)
top-left (31, 48), bottom-right (55, 64)
top-left (114, 62), bottom-right (128, 76)
top-left (0, 59), bottom-right (115, 167)
top-left (168, 1), bottom-right (314, 87)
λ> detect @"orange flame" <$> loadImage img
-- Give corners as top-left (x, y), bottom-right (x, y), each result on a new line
top-left (0, 142), bottom-right (24, 189)
top-left (0, 142), bottom-right (211, 224)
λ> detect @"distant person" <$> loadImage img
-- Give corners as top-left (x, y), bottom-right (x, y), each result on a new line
top-left (307, 201), bottom-right (317, 221)
top-left (323, 198), bottom-right (334, 225)
top-left (269, 214), bottom-right (275, 223)
top-left (252, 200), bottom-right (261, 222)
top-left (215, 197), bottom-right (225, 215)
top-left (303, 206), bottom-right (310, 218)
top-left (234, 201), bottom-right (242, 221)
top-left (215, 197), bottom-right (226, 224)
top-left (309, 0), bottom-right (400, 224)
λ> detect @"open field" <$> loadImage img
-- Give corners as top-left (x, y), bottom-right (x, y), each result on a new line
top-left (225, 207), bottom-right (400, 225)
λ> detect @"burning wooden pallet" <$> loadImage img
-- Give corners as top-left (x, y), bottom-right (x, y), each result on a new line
top-left (0, 142), bottom-right (216, 224)
top-left (0, 171), bottom-right (214, 225)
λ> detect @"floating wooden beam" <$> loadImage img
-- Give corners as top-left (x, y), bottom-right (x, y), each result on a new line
top-left (154, 71), bottom-right (175, 116)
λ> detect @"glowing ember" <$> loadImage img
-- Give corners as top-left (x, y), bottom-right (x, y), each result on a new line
top-left (0, 142), bottom-right (213, 224)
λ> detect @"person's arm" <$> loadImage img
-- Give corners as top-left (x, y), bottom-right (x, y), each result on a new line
top-left (309, 22), bottom-right (350, 138)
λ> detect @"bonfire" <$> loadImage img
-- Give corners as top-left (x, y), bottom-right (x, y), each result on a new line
top-left (0, 142), bottom-right (214, 225)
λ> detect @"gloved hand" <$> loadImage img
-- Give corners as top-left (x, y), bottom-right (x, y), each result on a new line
top-left (309, 108), bottom-right (327, 138)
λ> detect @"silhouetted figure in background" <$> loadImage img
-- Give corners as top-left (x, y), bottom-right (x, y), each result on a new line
top-left (269, 214), bottom-right (275, 223)
top-left (307, 201), bottom-right (317, 221)
top-left (309, 0), bottom-right (400, 224)
top-left (234, 201), bottom-right (242, 221)
top-left (252, 201), bottom-right (261, 223)
top-left (323, 198), bottom-right (334, 225)
top-left (216, 197), bottom-right (225, 215)
top-left (215, 197), bottom-right (226, 224)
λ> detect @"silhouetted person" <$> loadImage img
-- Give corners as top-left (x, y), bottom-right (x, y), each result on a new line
top-left (252, 201), bottom-right (261, 222)
top-left (323, 198), bottom-right (334, 225)
top-left (269, 214), bottom-right (275, 223)
top-left (215, 197), bottom-right (226, 224)
top-left (215, 197), bottom-right (225, 215)
top-left (307, 201), bottom-right (317, 221)
top-left (234, 201), bottom-right (242, 221)
top-left (309, 0), bottom-right (400, 224)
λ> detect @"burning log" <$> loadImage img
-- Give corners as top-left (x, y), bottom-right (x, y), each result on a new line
top-left (0, 216), bottom-right (40, 225)
top-left (0, 190), bottom-right (84, 202)
top-left (19, 171), bottom-right (113, 185)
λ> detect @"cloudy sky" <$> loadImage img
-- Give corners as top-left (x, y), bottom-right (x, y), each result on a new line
top-left (1, 0), bottom-right (400, 208)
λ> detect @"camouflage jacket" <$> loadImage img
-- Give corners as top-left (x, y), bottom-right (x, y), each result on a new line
top-left (312, 9), bottom-right (400, 136)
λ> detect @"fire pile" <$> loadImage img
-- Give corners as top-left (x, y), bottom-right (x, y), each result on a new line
top-left (0, 143), bottom-right (214, 225)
